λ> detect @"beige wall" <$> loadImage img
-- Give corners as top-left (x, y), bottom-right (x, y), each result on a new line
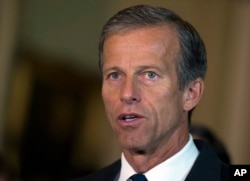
top-left (0, 0), bottom-right (19, 151)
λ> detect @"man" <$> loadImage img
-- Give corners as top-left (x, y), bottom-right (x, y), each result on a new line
top-left (75, 4), bottom-right (229, 181)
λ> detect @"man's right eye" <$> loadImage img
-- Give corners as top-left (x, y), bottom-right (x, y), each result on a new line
top-left (109, 72), bottom-right (120, 80)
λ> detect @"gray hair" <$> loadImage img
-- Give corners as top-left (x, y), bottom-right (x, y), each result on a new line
top-left (99, 4), bottom-right (207, 91)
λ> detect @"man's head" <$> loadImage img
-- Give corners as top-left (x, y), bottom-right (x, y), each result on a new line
top-left (100, 5), bottom-right (206, 156)
top-left (99, 5), bottom-right (207, 91)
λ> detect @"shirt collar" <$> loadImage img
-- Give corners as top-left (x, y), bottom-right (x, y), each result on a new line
top-left (119, 135), bottom-right (199, 181)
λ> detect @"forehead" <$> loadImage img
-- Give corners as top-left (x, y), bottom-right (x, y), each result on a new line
top-left (105, 24), bottom-right (178, 46)
top-left (103, 25), bottom-right (180, 65)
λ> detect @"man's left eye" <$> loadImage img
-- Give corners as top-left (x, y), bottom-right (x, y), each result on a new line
top-left (146, 72), bottom-right (157, 79)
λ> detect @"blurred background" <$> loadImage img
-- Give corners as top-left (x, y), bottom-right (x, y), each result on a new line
top-left (0, 0), bottom-right (249, 180)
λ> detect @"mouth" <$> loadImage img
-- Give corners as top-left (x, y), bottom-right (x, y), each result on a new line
top-left (118, 113), bottom-right (143, 122)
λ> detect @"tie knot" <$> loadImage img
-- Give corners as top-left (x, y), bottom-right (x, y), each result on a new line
top-left (128, 174), bottom-right (148, 181)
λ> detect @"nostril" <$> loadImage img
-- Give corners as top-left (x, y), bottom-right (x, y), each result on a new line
top-left (120, 96), bottom-right (141, 104)
top-left (132, 98), bottom-right (138, 101)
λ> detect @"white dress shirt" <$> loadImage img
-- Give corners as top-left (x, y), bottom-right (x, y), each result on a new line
top-left (118, 135), bottom-right (199, 181)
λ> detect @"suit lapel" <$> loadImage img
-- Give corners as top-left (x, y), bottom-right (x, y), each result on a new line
top-left (185, 140), bottom-right (222, 181)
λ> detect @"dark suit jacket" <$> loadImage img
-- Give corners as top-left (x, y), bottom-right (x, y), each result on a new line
top-left (73, 140), bottom-right (229, 181)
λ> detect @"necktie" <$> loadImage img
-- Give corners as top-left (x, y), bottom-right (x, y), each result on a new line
top-left (127, 174), bottom-right (148, 181)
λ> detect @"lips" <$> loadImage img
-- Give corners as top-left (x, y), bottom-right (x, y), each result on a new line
top-left (118, 113), bottom-right (144, 123)
top-left (121, 115), bottom-right (137, 122)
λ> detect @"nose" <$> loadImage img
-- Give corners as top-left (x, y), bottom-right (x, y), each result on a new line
top-left (120, 78), bottom-right (141, 104)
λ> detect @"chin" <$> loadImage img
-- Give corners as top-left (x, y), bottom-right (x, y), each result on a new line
top-left (122, 142), bottom-right (148, 154)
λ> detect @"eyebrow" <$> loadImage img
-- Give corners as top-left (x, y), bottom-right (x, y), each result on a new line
top-left (102, 65), bottom-right (164, 75)
top-left (134, 65), bottom-right (167, 75)
top-left (102, 66), bottom-right (121, 74)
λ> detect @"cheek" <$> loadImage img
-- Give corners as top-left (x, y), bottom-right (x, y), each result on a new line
top-left (149, 89), bottom-right (183, 122)
top-left (102, 84), bottom-right (113, 105)
top-left (102, 87), bottom-right (118, 120)
top-left (102, 89), bottom-right (112, 115)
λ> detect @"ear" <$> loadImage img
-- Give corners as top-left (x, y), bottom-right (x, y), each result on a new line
top-left (183, 78), bottom-right (204, 111)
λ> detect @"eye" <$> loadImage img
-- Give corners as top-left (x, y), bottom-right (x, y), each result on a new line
top-left (145, 71), bottom-right (157, 79)
top-left (109, 72), bottom-right (120, 80)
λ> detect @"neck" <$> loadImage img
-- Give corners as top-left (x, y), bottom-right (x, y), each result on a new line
top-left (122, 124), bottom-right (189, 173)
